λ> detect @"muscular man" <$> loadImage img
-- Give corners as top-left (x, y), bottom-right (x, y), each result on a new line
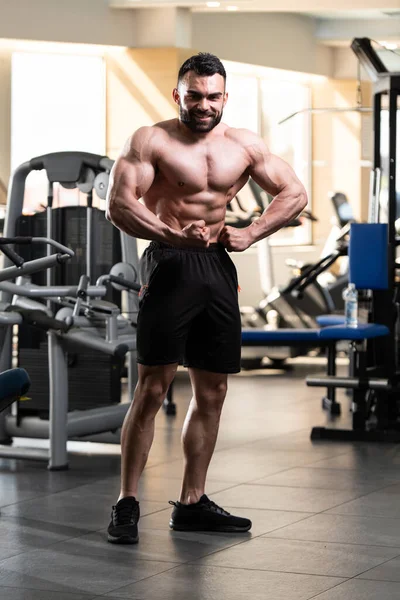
top-left (106, 53), bottom-right (307, 544)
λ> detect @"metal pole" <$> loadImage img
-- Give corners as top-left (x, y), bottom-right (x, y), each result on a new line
top-left (86, 190), bottom-right (93, 282)
top-left (48, 331), bottom-right (69, 470)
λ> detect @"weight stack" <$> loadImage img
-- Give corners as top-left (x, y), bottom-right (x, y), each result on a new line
top-left (18, 340), bottom-right (123, 418)
top-left (14, 206), bottom-right (125, 417)
top-left (15, 206), bottom-right (122, 304)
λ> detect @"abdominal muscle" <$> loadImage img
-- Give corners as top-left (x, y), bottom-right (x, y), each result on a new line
top-left (143, 192), bottom-right (231, 243)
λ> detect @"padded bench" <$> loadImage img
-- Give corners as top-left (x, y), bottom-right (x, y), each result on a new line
top-left (0, 368), bottom-right (31, 413)
top-left (242, 322), bottom-right (389, 415)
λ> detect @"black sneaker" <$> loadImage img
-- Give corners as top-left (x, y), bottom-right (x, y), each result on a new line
top-left (107, 496), bottom-right (140, 544)
top-left (169, 494), bottom-right (252, 533)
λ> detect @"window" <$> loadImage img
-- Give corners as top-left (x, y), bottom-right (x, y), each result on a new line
top-left (11, 51), bottom-right (106, 213)
top-left (223, 73), bottom-right (259, 133)
top-left (260, 79), bottom-right (311, 245)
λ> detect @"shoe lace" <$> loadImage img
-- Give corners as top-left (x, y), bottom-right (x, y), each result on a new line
top-left (114, 501), bottom-right (139, 525)
top-left (205, 500), bottom-right (231, 516)
top-left (168, 499), bottom-right (230, 515)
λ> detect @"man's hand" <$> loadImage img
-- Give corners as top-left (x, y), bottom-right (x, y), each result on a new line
top-left (181, 220), bottom-right (211, 247)
top-left (218, 226), bottom-right (253, 252)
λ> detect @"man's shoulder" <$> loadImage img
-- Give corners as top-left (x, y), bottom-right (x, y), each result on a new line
top-left (133, 120), bottom-right (176, 141)
top-left (223, 125), bottom-right (261, 147)
top-left (152, 119), bottom-right (180, 140)
top-left (126, 120), bottom-right (177, 157)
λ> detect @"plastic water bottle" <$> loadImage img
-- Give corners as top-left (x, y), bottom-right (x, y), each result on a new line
top-left (343, 283), bottom-right (358, 327)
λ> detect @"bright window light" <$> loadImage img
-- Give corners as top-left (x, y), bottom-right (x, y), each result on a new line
top-left (11, 51), bottom-right (106, 212)
top-left (11, 52), bottom-right (106, 170)
top-left (226, 5), bottom-right (238, 10)
top-left (378, 40), bottom-right (398, 51)
top-left (206, 1), bottom-right (220, 6)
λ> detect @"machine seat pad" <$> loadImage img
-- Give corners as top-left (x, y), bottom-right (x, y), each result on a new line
top-left (0, 368), bottom-right (31, 400)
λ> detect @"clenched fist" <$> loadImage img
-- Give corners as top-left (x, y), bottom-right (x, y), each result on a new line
top-left (181, 220), bottom-right (211, 247)
top-left (218, 225), bottom-right (253, 252)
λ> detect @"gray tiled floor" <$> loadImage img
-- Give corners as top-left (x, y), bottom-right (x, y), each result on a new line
top-left (1, 363), bottom-right (400, 599)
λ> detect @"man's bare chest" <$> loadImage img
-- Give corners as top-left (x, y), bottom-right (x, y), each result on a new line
top-left (155, 139), bottom-right (249, 193)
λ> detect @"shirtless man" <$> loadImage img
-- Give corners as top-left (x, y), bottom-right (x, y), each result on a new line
top-left (106, 53), bottom-right (307, 544)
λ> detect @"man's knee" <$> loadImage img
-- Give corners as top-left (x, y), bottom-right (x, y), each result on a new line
top-left (134, 365), bottom-right (177, 420)
top-left (195, 378), bottom-right (228, 415)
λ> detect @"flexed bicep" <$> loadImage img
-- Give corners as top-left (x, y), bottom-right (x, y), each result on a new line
top-left (106, 127), bottom-right (157, 221)
top-left (104, 127), bottom-right (179, 244)
top-left (247, 140), bottom-right (303, 198)
top-left (230, 130), bottom-right (308, 245)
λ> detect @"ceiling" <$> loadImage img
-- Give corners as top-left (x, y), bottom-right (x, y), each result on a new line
top-left (110, 0), bottom-right (400, 14)
top-left (110, 2), bottom-right (400, 44)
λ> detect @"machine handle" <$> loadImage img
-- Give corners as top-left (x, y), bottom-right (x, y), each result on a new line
top-left (0, 245), bottom-right (25, 267)
top-left (31, 238), bottom-right (74, 257)
top-left (12, 308), bottom-right (70, 333)
top-left (0, 237), bottom-right (33, 245)
top-left (0, 254), bottom-right (70, 283)
top-left (0, 236), bottom-right (74, 257)
top-left (108, 275), bottom-right (141, 293)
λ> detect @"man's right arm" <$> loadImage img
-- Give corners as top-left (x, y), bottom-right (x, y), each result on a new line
top-left (106, 127), bottom-right (181, 244)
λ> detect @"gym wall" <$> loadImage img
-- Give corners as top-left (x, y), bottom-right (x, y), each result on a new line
top-left (0, 0), bottom-right (137, 47)
top-left (192, 13), bottom-right (333, 77)
top-left (0, 1), bottom-right (335, 77)
top-left (105, 48), bottom-right (192, 159)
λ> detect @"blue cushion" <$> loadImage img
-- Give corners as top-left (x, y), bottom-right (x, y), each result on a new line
top-left (316, 315), bottom-right (346, 327)
top-left (319, 323), bottom-right (389, 340)
top-left (349, 223), bottom-right (388, 290)
top-left (0, 368), bottom-right (31, 400)
top-left (242, 328), bottom-right (320, 343)
top-left (242, 323), bottom-right (389, 345)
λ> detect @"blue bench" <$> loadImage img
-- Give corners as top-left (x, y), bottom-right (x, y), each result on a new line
top-left (242, 322), bottom-right (390, 416)
top-left (242, 223), bottom-right (393, 438)
top-left (0, 368), bottom-right (31, 413)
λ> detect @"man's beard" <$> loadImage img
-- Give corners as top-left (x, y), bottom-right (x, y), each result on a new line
top-left (179, 106), bottom-right (223, 133)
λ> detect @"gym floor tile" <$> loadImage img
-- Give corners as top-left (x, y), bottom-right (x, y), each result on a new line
top-left (63, 527), bottom-right (247, 562)
top-left (306, 578), bottom-right (400, 599)
top-left (0, 588), bottom-right (93, 600)
top-left (326, 485), bottom-right (400, 518)
top-left (209, 483), bottom-right (364, 512)
top-left (0, 548), bottom-right (179, 596)
top-left (357, 555), bottom-right (400, 582)
top-left (0, 488), bottom-right (166, 530)
top-left (0, 516), bottom-right (89, 561)
top-left (240, 430), bottom-right (354, 455)
top-left (193, 537), bottom-right (400, 578)
top-left (144, 448), bottom-right (353, 484)
top-left (264, 513), bottom-right (400, 547)
top-left (306, 446), bottom-right (400, 472)
top-left (104, 564), bottom-right (345, 600)
top-left (46, 472), bottom-right (233, 505)
top-left (252, 466), bottom-right (396, 493)
top-left (0, 466), bottom-right (118, 507)
top-left (139, 506), bottom-right (312, 536)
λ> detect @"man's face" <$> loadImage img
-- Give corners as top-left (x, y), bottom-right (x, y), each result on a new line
top-left (173, 72), bottom-right (228, 134)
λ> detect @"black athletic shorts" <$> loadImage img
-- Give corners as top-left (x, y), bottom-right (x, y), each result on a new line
top-left (136, 241), bottom-right (241, 373)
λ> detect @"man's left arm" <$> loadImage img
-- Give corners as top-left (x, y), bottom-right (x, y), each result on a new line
top-left (219, 137), bottom-right (308, 252)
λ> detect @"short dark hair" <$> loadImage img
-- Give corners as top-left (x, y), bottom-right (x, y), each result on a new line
top-left (178, 53), bottom-right (226, 85)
